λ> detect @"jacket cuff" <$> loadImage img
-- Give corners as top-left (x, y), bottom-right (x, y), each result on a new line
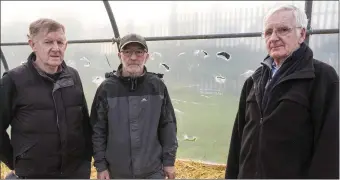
top-left (163, 158), bottom-right (175, 167)
top-left (4, 160), bottom-right (14, 170)
top-left (3, 151), bottom-right (14, 170)
top-left (95, 161), bottom-right (108, 172)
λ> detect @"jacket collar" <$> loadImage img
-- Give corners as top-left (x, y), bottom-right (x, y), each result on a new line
top-left (113, 64), bottom-right (148, 91)
top-left (26, 52), bottom-right (71, 82)
top-left (253, 42), bottom-right (315, 81)
top-left (114, 63), bottom-right (147, 77)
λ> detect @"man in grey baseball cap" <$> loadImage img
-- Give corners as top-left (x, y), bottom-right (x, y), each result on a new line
top-left (91, 33), bottom-right (178, 179)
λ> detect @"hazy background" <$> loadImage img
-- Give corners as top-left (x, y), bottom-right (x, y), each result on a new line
top-left (1, 1), bottom-right (339, 164)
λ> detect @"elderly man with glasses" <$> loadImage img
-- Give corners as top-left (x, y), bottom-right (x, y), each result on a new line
top-left (90, 33), bottom-right (178, 179)
top-left (225, 4), bottom-right (339, 179)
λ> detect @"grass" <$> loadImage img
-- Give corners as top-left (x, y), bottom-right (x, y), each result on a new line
top-left (170, 87), bottom-right (238, 163)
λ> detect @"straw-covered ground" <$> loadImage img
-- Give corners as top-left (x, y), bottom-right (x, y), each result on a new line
top-left (1, 159), bottom-right (226, 179)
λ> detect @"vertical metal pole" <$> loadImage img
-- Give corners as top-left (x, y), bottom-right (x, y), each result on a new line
top-left (304, 1), bottom-right (313, 45)
top-left (102, 0), bottom-right (121, 50)
top-left (0, 49), bottom-right (2, 76)
top-left (0, 48), bottom-right (9, 74)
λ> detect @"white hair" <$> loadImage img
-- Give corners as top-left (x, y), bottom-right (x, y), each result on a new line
top-left (263, 4), bottom-right (309, 30)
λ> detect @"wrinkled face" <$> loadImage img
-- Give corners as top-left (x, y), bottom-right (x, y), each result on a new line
top-left (264, 10), bottom-right (306, 60)
top-left (118, 43), bottom-right (149, 76)
top-left (29, 28), bottom-right (67, 68)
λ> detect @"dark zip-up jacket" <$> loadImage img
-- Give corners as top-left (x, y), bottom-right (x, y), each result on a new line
top-left (225, 43), bottom-right (339, 179)
top-left (0, 52), bottom-right (92, 178)
top-left (90, 65), bottom-right (178, 178)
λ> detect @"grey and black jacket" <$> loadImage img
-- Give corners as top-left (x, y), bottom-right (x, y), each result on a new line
top-left (90, 64), bottom-right (178, 178)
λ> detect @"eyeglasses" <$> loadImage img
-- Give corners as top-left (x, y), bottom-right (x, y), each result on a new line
top-left (121, 50), bottom-right (146, 57)
top-left (262, 26), bottom-right (302, 39)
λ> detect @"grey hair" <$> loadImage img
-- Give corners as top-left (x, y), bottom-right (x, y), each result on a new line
top-left (263, 4), bottom-right (308, 30)
top-left (27, 18), bottom-right (65, 40)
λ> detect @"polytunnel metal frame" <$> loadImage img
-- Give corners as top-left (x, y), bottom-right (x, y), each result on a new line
top-left (1, 0), bottom-right (339, 75)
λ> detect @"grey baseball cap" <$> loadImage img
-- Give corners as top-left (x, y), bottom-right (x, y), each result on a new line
top-left (118, 33), bottom-right (148, 52)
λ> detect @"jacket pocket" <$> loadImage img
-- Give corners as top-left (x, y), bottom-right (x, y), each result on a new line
top-left (262, 91), bottom-right (311, 140)
top-left (278, 91), bottom-right (309, 110)
top-left (14, 141), bottom-right (38, 162)
top-left (14, 141), bottom-right (38, 174)
top-left (245, 89), bottom-right (260, 123)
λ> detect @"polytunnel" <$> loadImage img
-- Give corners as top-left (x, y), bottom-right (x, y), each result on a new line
top-left (0, 1), bottom-right (339, 178)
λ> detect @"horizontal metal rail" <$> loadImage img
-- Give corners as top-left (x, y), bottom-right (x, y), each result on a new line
top-left (1, 28), bottom-right (338, 46)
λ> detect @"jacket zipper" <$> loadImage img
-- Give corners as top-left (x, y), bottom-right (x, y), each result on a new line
top-left (52, 90), bottom-right (60, 130)
top-left (52, 84), bottom-right (63, 174)
top-left (257, 115), bottom-right (264, 178)
top-left (256, 71), bottom-right (286, 178)
top-left (252, 75), bottom-right (264, 178)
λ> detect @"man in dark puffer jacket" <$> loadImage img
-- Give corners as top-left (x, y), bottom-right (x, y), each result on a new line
top-left (0, 18), bottom-right (92, 179)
